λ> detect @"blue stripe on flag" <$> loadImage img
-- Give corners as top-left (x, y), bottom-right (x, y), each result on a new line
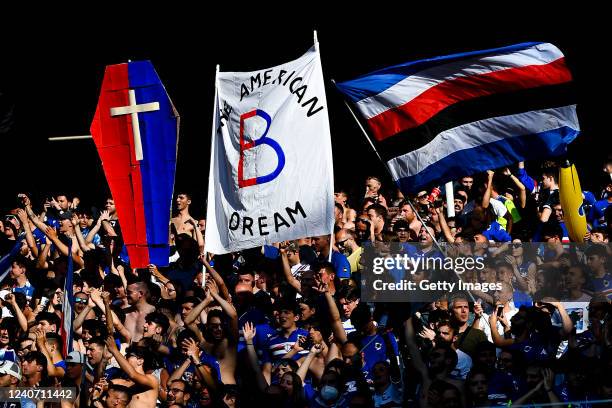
top-left (129, 61), bottom-right (176, 266)
top-left (395, 126), bottom-right (579, 194)
top-left (336, 42), bottom-right (544, 103)
top-left (0, 237), bottom-right (25, 282)
top-left (62, 243), bottom-right (74, 355)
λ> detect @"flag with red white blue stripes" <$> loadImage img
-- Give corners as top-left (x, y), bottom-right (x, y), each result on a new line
top-left (336, 42), bottom-right (580, 193)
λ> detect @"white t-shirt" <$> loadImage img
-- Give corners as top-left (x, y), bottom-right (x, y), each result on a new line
top-left (479, 307), bottom-right (519, 343)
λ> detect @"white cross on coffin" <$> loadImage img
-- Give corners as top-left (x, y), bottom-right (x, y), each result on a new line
top-left (110, 89), bottom-right (160, 161)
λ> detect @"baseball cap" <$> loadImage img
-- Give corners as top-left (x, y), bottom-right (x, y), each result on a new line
top-left (65, 351), bottom-right (85, 365)
top-left (0, 359), bottom-right (22, 381)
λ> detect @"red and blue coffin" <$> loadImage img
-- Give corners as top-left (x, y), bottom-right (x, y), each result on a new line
top-left (90, 61), bottom-right (179, 268)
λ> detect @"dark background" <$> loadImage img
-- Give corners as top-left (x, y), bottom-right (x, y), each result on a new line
top-left (1, 11), bottom-right (609, 217)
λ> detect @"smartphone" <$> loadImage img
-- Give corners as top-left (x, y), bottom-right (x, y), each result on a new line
top-left (496, 305), bottom-right (504, 317)
top-left (40, 297), bottom-right (49, 308)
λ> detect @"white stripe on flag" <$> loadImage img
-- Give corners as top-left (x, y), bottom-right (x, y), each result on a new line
top-left (355, 43), bottom-right (564, 119)
top-left (386, 105), bottom-right (579, 181)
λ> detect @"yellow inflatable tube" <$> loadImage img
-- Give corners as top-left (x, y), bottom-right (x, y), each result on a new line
top-left (559, 162), bottom-right (587, 242)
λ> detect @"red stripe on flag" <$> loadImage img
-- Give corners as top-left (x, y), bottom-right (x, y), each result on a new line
top-left (367, 58), bottom-right (572, 141)
top-left (91, 63), bottom-right (150, 267)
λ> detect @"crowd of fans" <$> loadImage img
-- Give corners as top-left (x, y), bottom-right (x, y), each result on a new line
top-left (0, 158), bottom-right (611, 407)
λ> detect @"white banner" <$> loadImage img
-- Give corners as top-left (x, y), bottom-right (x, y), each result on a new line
top-left (205, 45), bottom-right (334, 254)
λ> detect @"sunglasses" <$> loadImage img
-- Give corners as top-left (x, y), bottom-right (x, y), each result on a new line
top-left (74, 298), bottom-right (88, 304)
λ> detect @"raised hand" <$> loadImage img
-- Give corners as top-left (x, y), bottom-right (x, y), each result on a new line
top-left (418, 326), bottom-right (436, 341)
top-left (44, 225), bottom-right (58, 240)
top-left (89, 288), bottom-right (103, 305)
top-left (542, 367), bottom-right (555, 390)
top-left (18, 193), bottom-right (31, 208)
top-left (105, 335), bottom-right (117, 352)
top-left (311, 342), bottom-right (323, 355)
top-left (181, 337), bottom-right (200, 360)
top-left (473, 300), bottom-right (484, 318)
top-left (16, 209), bottom-right (28, 224)
top-left (98, 210), bottom-right (110, 223)
top-left (243, 322), bottom-right (256, 343)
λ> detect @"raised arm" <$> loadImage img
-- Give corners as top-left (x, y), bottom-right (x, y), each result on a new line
top-left (489, 313), bottom-right (514, 347)
top-left (482, 170), bottom-right (494, 209)
top-left (279, 247), bottom-right (301, 292)
top-left (5, 293), bottom-right (28, 332)
top-left (85, 211), bottom-right (109, 244)
top-left (296, 343), bottom-right (323, 382)
top-left (209, 280), bottom-right (238, 345)
top-left (435, 207), bottom-right (455, 243)
top-left (183, 288), bottom-right (213, 326)
top-left (403, 316), bottom-right (431, 406)
top-left (105, 336), bottom-right (158, 389)
top-left (242, 322), bottom-right (268, 392)
top-left (16, 209), bottom-right (38, 258)
top-left (505, 167), bottom-right (527, 209)
top-left (34, 328), bottom-right (65, 378)
top-left (323, 287), bottom-right (348, 345)
top-left (202, 257), bottom-right (230, 301)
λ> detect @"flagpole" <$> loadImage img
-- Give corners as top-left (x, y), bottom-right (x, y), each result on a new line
top-left (202, 64), bottom-right (220, 288)
top-left (314, 30), bottom-right (334, 262)
top-left (331, 79), bottom-right (443, 250)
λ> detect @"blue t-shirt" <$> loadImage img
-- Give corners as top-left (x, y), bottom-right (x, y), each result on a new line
top-left (237, 308), bottom-right (270, 353)
top-left (589, 199), bottom-right (610, 227)
top-left (262, 328), bottom-right (309, 363)
top-left (12, 282), bottom-right (34, 300)
top-left (263, 245), bottom-right (280, 259)
top-left (360, 333), bottom-right (399, 382)
top-left (589, 273), bottom-right (612, 300)
top-left (482, 221), bottom-right (512, 242)
top-left (330, 251), bottom-right (351, 279)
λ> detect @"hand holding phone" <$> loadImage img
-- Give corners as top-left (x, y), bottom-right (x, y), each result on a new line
top-left (496, 305), bottom-right (504, 318)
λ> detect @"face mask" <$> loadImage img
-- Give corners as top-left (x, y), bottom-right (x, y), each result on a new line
top-left (320, 385), bottom-right (339, 402)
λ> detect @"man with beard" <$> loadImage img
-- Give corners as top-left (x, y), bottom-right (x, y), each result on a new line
top-left (398, 199), bottom-right (423, 238)
top-left (165, 379), bottom-right (192, 407)
top-left (123, 281), bottom-right (156, 343)
top-left (335, 229), bottom-right (363, 274)
top-left (404, 316), bottom-right (463, 407)
top-left (189, 280), bottom-right (238, 385)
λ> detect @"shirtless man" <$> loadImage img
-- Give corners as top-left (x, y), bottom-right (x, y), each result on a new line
top-left (184, 280), bottom-right (238, 385)
top-left (123, 282), bottom-right (156, 343)
top-left (105, 340), bottom-right (158, 408)
top-left (171, 193), bottom-right (204, 253)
